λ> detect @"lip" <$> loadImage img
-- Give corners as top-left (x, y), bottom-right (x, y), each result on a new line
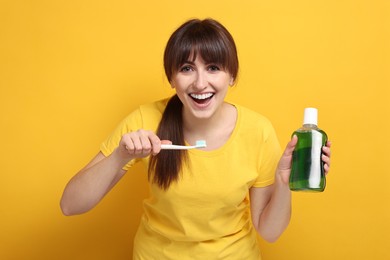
top-left (189, 92), bottom-right (214, 100)
top-left (188, 92), bottom-right (215, 109)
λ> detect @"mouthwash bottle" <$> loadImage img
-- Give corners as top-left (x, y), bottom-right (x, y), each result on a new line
top-left (289, 108), bottom-right (328, 192)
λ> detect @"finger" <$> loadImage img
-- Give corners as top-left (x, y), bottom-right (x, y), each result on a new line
top-left (322, 152), bottom-right (331, 170)
top-left (324, 163), bottom-right (330, 175)
top-left (139, 133), bottom-right (152, 154)
top-left (146, 132), bottom-right (166, 155)
top-left (139, 130), bottom-right (161, 156)
top-left (283, 135), bottom-right (298, 157)
top-left (321, 154), bottom-right (330, 166)
top-left (125, 143), bottom-right (133, 152)
top-left (161, 139), bottom-right (172, 145)
top-left (122, 134), bottom-right (134, 152)
top-left (129, 133), bottom-right (143, 155)
top-left (150, 137), bottom-right (161, 155)
top-left (322, 145), bottom-right (331, 157)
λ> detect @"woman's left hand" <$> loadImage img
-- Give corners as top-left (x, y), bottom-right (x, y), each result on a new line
top-left (277, 135), bottom-right (332, 185)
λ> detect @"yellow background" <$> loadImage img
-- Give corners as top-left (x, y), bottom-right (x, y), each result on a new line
top-left (1, 0), bottom-right (389, 259)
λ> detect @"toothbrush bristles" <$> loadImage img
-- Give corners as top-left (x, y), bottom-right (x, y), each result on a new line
top-left (195, 140), bottom-right (207, 148)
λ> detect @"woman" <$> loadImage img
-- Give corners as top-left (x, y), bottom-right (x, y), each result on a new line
top-left (61, 18), bottom-right (331, 259)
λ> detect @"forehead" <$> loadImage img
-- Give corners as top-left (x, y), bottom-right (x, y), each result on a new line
top-left (182, 47), bottom-right (223, 65)
top-left (186, 51), bottom-right (205, 63)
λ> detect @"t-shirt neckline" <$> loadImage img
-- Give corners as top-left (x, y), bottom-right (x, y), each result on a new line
top-left (188, 103), bottom-right (241, 157)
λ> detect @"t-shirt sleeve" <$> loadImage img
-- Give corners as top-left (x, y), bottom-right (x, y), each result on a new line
top-left (100, 108), bottom-right (143, 171)
top-left (253, 120), bottom-right (282, 188)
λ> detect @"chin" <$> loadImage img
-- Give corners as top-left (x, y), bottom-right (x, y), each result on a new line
top-left (190, 109), bottom-right (217, 120)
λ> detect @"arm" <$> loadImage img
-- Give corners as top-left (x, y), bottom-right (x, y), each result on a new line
top-left (250, 136), bottom-right (331, 242)
top-left (60, 130), bottom-right (164, 216)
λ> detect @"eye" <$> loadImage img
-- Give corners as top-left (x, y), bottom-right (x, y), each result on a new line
top-left (179, 65), bottom-right (193, 72)
top-left (208, 65), bottom-right (221, 71)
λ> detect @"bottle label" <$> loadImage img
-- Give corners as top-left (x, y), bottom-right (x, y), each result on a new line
top-left (308, 131), bottom-right (323, 187)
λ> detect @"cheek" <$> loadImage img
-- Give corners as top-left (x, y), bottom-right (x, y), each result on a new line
top-left (214, 74), bottom-right (232, 86)
top-left (216, 78), bottom-right (232, 90)
top-left (170, 79), bottom-right (180, 90)
top-left (171, 82), bottom-right (187, 99)
top-left (171, 77), bottom-right (185, 88)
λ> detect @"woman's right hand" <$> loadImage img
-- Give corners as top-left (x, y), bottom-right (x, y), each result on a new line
top-left (60, 129), bottom-right (171, 216)
top-left (116, 129), bottom-right (171, 160)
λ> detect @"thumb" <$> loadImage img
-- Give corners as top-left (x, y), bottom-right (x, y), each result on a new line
top-left (278, 135), bottom-right (298, 171)
top-left (161, 140), bottom-right (172, 145)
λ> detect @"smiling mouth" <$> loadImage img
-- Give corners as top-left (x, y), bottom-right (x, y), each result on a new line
top-left (189, 93), bottom-right (214, 104)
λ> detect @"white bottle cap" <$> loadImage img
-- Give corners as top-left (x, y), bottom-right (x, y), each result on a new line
top-left (303, 107), bottom-right (318, 125)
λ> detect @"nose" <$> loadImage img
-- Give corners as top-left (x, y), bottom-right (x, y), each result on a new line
top-left (193, 71), bottom-right (207, 90)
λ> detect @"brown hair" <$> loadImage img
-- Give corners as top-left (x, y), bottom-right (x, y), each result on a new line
top-left (148, 18), bottom-right (239, 190)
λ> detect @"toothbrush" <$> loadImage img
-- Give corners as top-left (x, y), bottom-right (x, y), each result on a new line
top-left (161, 140), bottom-right (207, 150)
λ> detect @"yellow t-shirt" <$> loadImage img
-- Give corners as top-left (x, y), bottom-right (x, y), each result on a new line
top-left (101, 98), bottom-right (281, 260)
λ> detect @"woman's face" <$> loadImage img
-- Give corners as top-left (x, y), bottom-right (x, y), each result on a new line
top-left (170, 55), bottom-right (233, 121)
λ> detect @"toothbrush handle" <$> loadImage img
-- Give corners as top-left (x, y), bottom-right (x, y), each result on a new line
top-left (161, 144), bottom-right (194, 150)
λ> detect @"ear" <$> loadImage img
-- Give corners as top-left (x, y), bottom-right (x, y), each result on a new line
top-left (229, 78), bottom-right (235, 86)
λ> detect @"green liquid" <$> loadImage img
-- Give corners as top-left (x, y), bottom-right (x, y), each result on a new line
top-left (289, 129), bottom-right (327, 192)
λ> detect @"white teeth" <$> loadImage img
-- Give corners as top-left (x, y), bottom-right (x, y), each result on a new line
top-left (190, 93), bottom-right (214, 100)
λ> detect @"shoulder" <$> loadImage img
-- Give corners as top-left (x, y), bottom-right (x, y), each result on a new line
top-left (119, 98), bottom-right (169, 131)
top-left (235, 104), bottom-right (274, 130)
top-left (130, 98), bottom-right (169, 119)
top-left (138, 98), bottom-right (168, 116)
top-left (232, 104), bottom-right (279, 145)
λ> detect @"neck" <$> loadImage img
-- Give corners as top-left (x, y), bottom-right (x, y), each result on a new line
top-left (182, 103), bottom-right (224, 132)
top-left (182, 102), bottom-right (237, 148)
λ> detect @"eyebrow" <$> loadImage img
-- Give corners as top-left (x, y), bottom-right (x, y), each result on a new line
top-left (181, 60), bottom-right (195, 65)
top-left (181, 60), bottom-right (220, 66)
